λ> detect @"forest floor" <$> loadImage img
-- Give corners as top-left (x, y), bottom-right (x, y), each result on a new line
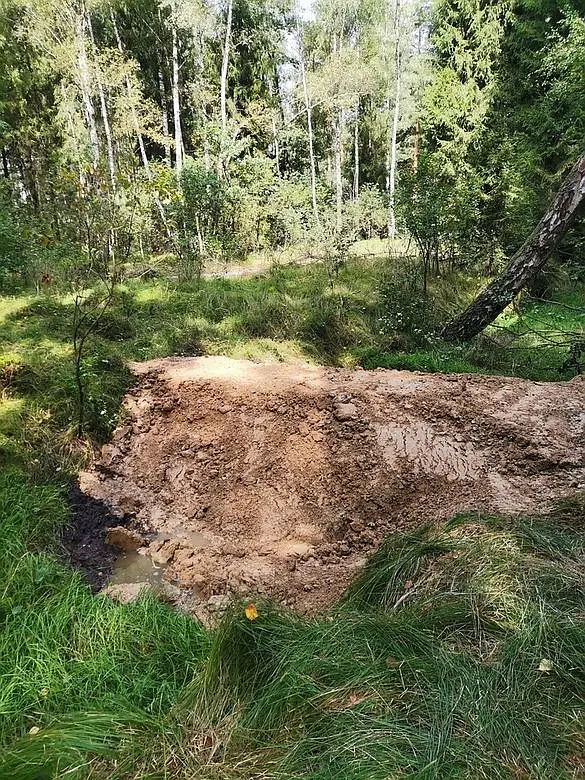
top-left (78, 356), bottom-right (585, 618)
top-left (2, 257), bottom-right (585, 778)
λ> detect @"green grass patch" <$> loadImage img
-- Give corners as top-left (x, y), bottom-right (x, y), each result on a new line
top-left (2, 493), bottom-right (585, 778)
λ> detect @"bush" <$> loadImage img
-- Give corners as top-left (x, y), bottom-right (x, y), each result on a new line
top-left (378, 265), bottom-right (437, 349)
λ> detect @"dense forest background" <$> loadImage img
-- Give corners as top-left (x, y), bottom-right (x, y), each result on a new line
top-left (2, 0), bottom-right (585, 287)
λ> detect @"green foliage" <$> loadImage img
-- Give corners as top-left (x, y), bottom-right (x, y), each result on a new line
top-left (0, 183), bottom-right (27, 281)
top-left (419, 0), bottom-right (585, 277)
top-left (378, 264), bottom-right (436, 346)
top-left (0, 472), bottom-right (208, 756)
top-left (1, 255), bottom-right (584, 777)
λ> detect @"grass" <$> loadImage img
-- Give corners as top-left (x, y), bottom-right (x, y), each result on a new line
top-left (1, 254), bottom-right (584, 777)
top-left (1, 489), bottom-right (585, 778)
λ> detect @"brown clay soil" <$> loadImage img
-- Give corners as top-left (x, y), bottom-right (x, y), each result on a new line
top-left (78, 357), bottom-right (585, 616)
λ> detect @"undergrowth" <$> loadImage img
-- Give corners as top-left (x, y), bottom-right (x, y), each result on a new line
top-left (0, 257), bottom-right (581, 471)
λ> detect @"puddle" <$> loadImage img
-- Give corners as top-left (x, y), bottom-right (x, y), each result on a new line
top-left (172, 525), bottom-right (212, 548)
top-left (151, 526), bottom-right (212, 549)
top-left (110, 551), bottom-right (166, 587)
top-left (109, 525), bottom-right (210, 588)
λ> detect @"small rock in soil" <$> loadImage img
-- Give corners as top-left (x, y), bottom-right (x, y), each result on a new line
top-left (207, 594), bottom-right (230, 612)
top-left (334, 402), bottom-right (358, 421)
top-left (100, 582), bottom-right (148, 603)
top-left (151, 539), bottom-right (180, 565)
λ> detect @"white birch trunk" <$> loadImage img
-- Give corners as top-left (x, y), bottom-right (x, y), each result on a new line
top-left (298, 22), bottom-right (319, 224)
top-left (353, 100), bottom-right (359, 200)
top-left (76, 9), bottom-right (100, 169)
top-left (111, 11), bottom-right (150, 177)
top-left (388, 0), bottom-right (401, 240)
top-left (220, 0), bottom-right (233, 135)
top-left (110, 11), bottom-right (171, 236)
top-left (87, 12), bottom-right (116, 190)
top-left (158, 70), bottom-right (172, 167)
top-left (272, 116), bottom-right (281, 176)
top-left (171, 16), bottom-right (183, 176)
top-left (334, 107), bottom-right (344, 233)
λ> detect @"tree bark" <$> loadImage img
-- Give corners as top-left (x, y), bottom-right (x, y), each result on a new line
top-left (111, 11), bottom-right (150, 176)
top-left (2, 147), bottom-right (9, 179)
top-left (334, 108), bottom-right (344, 233)
top-left (158, 69), bottom-right (172, 167)
top-left (220, 0), bottom-right (233, 135)
top-left (171, 15), bottom-right (183, 176)
top-left (87, 12), bottom-right (116, 191)
top-left (442, 151), bottom-right (585, 342)
top-left (268, 77), bottom-right (280, 175)
top-left (298, 21), bottom-right (319, 225)
top-left (388, 0), bottom-right (401, 240)
top-left (353, 99), bottom-right (359, 200)
top-left (76, 8), bottom-right (100, 169)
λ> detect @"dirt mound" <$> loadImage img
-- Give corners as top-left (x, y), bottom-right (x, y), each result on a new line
top-left (78, 357), bottom-right (585, 614)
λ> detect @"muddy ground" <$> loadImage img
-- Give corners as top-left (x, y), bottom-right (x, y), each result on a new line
top-left (63, 485), bottom-right (129, 592)
top-left (77, 357), bottom-right (585, 615)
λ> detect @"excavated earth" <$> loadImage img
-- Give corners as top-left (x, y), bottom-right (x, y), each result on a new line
top-left (78, 357), bottom-right (585, 616)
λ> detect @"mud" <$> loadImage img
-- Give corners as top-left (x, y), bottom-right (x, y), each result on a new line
top-left (63, 485), bottom-right (130, 591)
top-left (78, 357), bottom-right (585, 614)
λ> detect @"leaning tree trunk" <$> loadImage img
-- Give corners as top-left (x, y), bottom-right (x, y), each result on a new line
top-left (442, 151), bottom-right (585, 343)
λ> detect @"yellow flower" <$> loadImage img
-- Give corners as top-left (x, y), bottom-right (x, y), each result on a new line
top-left (245, 603), bottom-right (259, 621)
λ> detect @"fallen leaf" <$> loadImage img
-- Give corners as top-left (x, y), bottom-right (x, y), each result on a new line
top-left (245, 603), bottom-right (258, 621)
top-left (538, 658), bottom-right (554, 672)
top-left (28, 726), bottom-right (40, 736)
top-left (386, 656), bottom-right (401, 668)
top-left (405, 580), bottom-right (413, 590)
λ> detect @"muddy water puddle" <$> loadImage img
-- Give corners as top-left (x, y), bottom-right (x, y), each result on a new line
top-left (109, 525), bottom-right (211, 587)
top-left (110, 551), bottom-right (166, 587)
top-left (169, 526), bottom-right (212, 548)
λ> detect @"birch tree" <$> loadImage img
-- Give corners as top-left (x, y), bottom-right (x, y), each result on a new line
top-left (387, 0), bottom-right (401, 239)
top-left (171, 7), bottom-right (183, 175)
top-left (443, 151), bottom-right (585, 342)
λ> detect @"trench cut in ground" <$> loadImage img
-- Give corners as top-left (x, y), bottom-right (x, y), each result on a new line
top-left (78, 356), bottom-right (585, 615)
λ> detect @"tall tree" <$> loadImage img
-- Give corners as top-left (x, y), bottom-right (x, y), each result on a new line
top-left (220, 0), bottom-right (233, 135)
top-left (171, 7), bottom-right (183, 175)
top-left (298, 17), bottom-right (319, 223)
top-left (387, 0), bottom-right (400, 239)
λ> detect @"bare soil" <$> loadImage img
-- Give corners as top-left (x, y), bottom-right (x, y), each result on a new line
top-left (78, 357), bottom-right (585, 615)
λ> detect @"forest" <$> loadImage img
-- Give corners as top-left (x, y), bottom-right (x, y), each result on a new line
top-left (1, 0), bottom-right (585, 777)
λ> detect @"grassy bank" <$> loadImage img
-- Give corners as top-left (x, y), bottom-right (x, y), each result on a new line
top-left (1, 256), bottom-right (584, 778)
top-left (1, 479), bottom-right (585, 778)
